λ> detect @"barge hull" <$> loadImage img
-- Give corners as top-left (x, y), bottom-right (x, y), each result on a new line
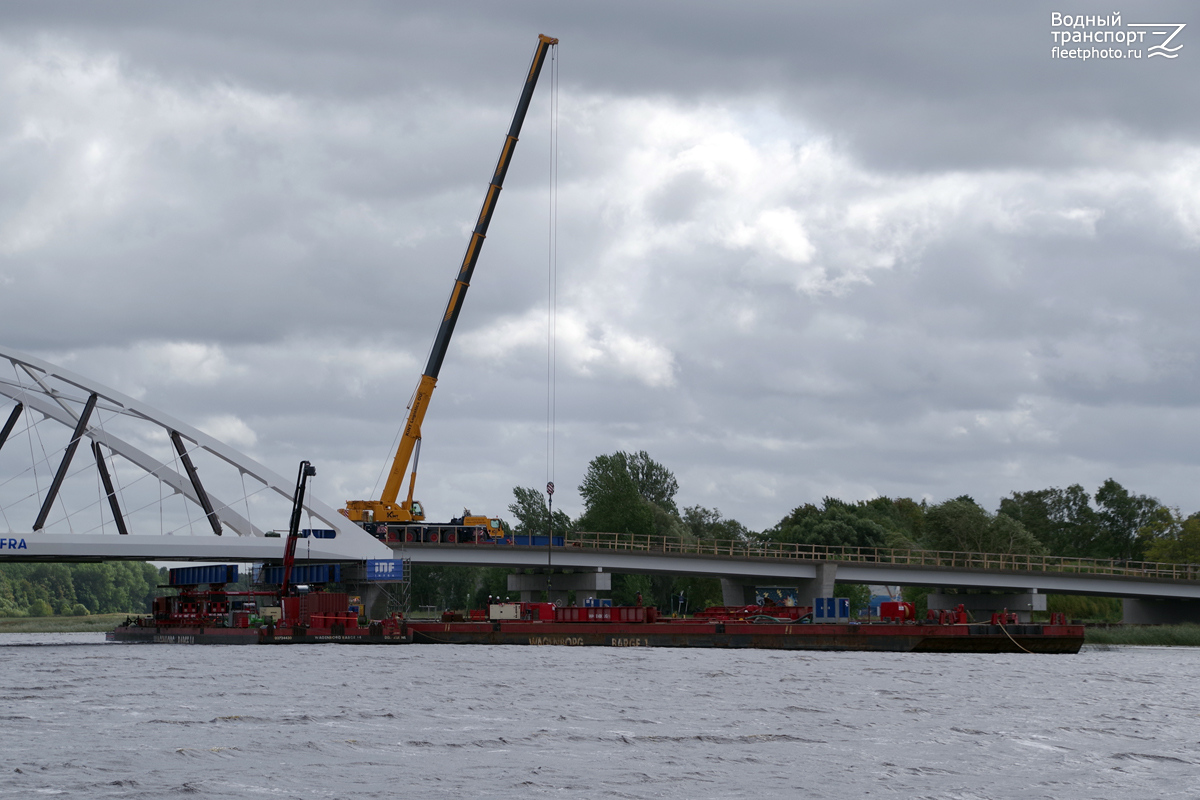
top-left (406, 621), bottom-right (1084, 654)
top-left (107, 625), bottom-right (409, 645)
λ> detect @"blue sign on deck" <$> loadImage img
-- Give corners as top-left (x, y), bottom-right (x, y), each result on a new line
top-left (366, 559), bottom-right (406, 582)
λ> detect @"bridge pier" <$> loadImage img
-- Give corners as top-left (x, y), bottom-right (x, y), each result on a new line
top-left (719, 563), bottom-right (838, 607)
top-left (797, 563), bottom-right (838, 607)
top-left (1123, 598), bottom-right (1200, 624)
top-left (508, 570), bottom-right (611, 605)
top-left (719, 578), bottom-right (752, 606)
top-left (348, 581), bottom-right (406, 620)
top-left (358, 583), bottom-right (386, 620)
top-left (928, 591), bottom-right (1045, 623)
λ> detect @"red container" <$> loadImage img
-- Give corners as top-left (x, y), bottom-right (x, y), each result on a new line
top-left (880, 601), bottom-right (915, 623)
top-left (282, 597), bottom-right (301, 623)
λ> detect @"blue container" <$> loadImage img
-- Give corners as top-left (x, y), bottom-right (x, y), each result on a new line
top-left (301, 529), bottom-right (337, 539)
top-left (512, 535), bottom-right (565, 547)
top-left (813, 597), bottom-right (850, 621)
top-left (169, 564), bottom-right (238, 587)
top-left (259, 563), bottom-right (342, 585)
top-left (583, 597), bottom-right (612, 608)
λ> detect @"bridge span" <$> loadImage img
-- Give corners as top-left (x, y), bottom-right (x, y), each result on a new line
top-left (389, 532), bottom-right (1200, 623)
top-left (0, 530), bottom-right (390, 563)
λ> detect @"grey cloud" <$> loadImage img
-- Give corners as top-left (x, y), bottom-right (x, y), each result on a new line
top-left (2, 2), bottom-right (1199, 534)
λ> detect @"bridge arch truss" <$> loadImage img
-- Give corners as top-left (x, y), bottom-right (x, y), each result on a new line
top-left (0, 346), bottom-right (387, 561)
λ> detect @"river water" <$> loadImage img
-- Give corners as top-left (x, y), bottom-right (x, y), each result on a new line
top-left (0, 635), bottom-right (1197, 799)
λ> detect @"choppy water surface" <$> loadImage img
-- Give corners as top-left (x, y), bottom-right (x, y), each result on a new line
top-left (0, 636), bottom-right (1197, 799)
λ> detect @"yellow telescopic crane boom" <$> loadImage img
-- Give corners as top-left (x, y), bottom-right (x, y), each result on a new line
top-left (346, 34), bottom-right (558, 526)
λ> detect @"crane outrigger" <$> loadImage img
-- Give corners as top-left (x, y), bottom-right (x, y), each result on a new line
top-left (345, 34), bottom-right (558, 542)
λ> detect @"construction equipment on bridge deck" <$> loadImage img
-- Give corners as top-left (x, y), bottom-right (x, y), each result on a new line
top-left (343, 34), bottom-right (558, 543)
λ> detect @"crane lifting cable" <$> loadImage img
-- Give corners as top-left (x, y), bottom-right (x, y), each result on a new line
top-left (545, 43), bottom-right (559, 548)
top-left (546, 43), bottom-right (559, 502)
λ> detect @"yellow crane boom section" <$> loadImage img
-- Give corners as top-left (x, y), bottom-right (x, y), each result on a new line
top-left (346, 34), bottom-right (558, 525)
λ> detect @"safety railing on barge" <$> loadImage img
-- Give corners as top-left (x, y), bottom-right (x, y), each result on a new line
top-left (561, 531), bottom-right (1200, 582)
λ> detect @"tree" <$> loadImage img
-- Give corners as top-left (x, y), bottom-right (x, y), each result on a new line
top-left (681, 506), bottom-right (750, 542)
top-left (999, 485), bottom-right (1098, 557)
top-left (577, 451), bottom-right (678, 537)
top-left (611, 574), bottom-right (654, 606)
top-left (410, 565), bottom-right (481, 611)
top-left (508, 486), bottom-right (572, 537)
top-left (667, 576), bottom-right (724, 613)
top-left (1094, 478), bottom-right (1162, 560)
top-left (856, 497), bottom-right (926, 541)
top-left (624, 451), bottom-right (680, 515)
top-left (473, 567), bottom-right (518, 607)
top-left (1143, 510), bottom-right (1200, 565)
top-left (834, 583), bottom-right (871, 617)
top-left (924, 498), bottom-right (1045, 555)
top-left (766, 498), bottom-right (891, 549)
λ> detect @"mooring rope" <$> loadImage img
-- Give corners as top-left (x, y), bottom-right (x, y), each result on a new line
top-left (997, 620), bottom-right (1035, 654)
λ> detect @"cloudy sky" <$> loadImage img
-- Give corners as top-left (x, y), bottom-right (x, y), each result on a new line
top-left (2, 1), bottom-right (1198, 533)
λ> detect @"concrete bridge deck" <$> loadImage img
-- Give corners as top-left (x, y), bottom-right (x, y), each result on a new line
top-left (388, 532), bottom-right (1200, 601)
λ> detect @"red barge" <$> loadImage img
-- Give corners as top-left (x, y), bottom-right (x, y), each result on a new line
top-left (403, 602), bottom-right (1084, 654)
top-left (106, 465), bottom-right (1082, 653)
top-left (110, 594), bottom-right (1083, 652)
top-left (107, 584), bottom-right (408, 645)
top-left (108, 462), bottom-right (409, 646)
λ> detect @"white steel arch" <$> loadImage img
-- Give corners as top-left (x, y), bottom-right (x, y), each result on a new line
top-left (0, 346), bottom-right (389, 561)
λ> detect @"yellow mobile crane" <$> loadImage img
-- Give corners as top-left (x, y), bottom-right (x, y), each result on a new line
top-left (345, 34), bottom-right (558, 543)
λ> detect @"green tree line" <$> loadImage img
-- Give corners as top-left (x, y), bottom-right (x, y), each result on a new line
top-left (413, 451), bottom-right (1197, 616)
top-left (0, 562), bottom-right (165, 618)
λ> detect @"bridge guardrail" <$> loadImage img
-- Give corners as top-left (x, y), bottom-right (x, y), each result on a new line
top-left (564, 531), bottom-right (1200, 582)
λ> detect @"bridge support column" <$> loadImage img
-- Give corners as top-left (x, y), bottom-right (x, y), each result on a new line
top-left (796, 563), bottom-right (838, 606)
top-left (360, 583), bottom-right (386, 620)
top-left (1123, 598), bottom-right (1200, 624)
top-left (928, 591), bottom-right (1046, 623)
top-left (720, 564), bottom-right (839, 608)
top-left (345, 582), bottom-right (397, 621)
top-left (508, 570), bottom-right (610, 605)
top-left (719, 578), bottom-right (752, 607)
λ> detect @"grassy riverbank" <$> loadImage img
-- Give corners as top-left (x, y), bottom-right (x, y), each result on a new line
top-left (1084, 624), bottom-right (1200, 647)
top-left (0, 613), bottom-right (133, 634)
